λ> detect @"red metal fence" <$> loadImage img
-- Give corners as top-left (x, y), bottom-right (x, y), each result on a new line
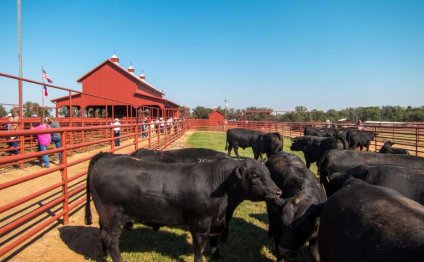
top-left (190, 119), bottom-right (424, 156)
top-left (0, 120), bottom-right (188, 259)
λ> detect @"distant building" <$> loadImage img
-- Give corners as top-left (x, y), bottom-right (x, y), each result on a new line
top-left (51, 54), bottom-right (179, 118)
top-left (208, 109), bottom-right (225, 122)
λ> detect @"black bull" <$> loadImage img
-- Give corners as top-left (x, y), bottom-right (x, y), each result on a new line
top-left (315, 179), bottom-right (424, 262)
top-left (265, 152), bottom-right (326, 262)
top-left (131, 147), bottom-right (229, 163)
top-left (318, 150), bottom-right (424, 193)
top-left (85, 152), bottom-right (281, 262)
top-left (327, 165), bottom-right (424, 204)
top-left (225, 128), bottom-right (283, 159)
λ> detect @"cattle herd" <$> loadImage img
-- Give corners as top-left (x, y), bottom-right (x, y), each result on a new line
top-left (84, 127), bottom-right (424, 262)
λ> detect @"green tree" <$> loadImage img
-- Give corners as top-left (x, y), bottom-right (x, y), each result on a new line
top-left (361, 106), bottom-right (381, 121)
top-left (23, 101), bottom-right (51, 117)
top-left (0, 105), bottom-right (7, 117)
top-left (192, 106), bottom-right (213, 119)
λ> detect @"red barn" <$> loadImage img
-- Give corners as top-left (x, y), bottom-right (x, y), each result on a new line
top-left (208, 109), bottom-right (225, 122)
top-left (52, 54), bottom-right (180, 118)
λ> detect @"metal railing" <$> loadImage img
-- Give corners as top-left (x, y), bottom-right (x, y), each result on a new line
top-left (0, 120), bottom-right (188, 259)
top-left (189, 119), bottom-right (424, 156)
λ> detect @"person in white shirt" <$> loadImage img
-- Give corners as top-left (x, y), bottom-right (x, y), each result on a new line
top-left (111, 118), bottom-right (121, 146)
top-left (166, 117), bottom-right (173, 134)
top-left (159, 117), bottom-right (165, 134)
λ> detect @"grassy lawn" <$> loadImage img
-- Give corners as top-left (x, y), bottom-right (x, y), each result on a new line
top-left (114, 131), bottom-right (313, 262)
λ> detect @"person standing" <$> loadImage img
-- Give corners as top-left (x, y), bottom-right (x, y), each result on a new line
top-left (166, 117), bottom-right (173, 134)
top-left (356, 120), bottom-right (365, 131)
top-left (159, 117), bottom-right (165, 134)
top-left (111, 118), bottom-right (121, 146)
top-left (6, 113), bottom-right (19, 155)
top-left (141, 118), bottom-right (148, 138)
top-left (31, 118), bottom-right (51, 168)
top-left (47, 117), bottom-right (62, 164)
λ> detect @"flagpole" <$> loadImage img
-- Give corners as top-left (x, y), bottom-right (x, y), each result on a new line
top-left (17, 0), bottom-right (23, 120)
top-left (41, 65), bottom-right (45, 117)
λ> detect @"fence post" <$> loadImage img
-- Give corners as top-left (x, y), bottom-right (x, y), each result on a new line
top-left (135, 123), bottom-right (139, 150)
top-left (61, 131), bottom-right (69, 224)
top-left (148, 124), bottom-right (152, 149)
top-left (110, 127), bottom-right (115, 152)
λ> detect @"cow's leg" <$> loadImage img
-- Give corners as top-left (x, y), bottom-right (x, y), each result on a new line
top-left (309, 236), bottom-right (320, 262)
top-left (253, 148), bottom-right (260, 160)
top-left (209, 217), bottom-right (225, 259)
top-left (99, 218), bottom-right (107, 255)
top-left (233, 146), bottom-right (240, 159)
top-left (305, 155), bottom-right (311, 169)
top-left (190, 220), bottom-right (211, 262)
top-left (220, 198), bottom-right (242, 243)
top-left (227, 144), bottom-right (233, 157)
top-left (99, 207), bottom-right (124, 262)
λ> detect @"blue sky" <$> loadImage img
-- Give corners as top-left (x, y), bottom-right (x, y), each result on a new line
top-left (1, 0), bottom-right (423, 111)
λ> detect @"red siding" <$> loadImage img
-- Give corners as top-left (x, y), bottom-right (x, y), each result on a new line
top-left (208, 110), bottom-right (224, 121)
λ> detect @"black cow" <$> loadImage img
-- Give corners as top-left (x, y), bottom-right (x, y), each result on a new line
top-left (127, 148), bottom-right (229, 231)
top-left (85, 152), bottom-right (281, 262)
top-left (290, 136), bottom-right (338, 169)
top-left (304, 127), bottom-right (337, 138)
top-left (131, 147), bottom-right (229, 163)
top-left (225, 128), bottom-right (283, 159)
top-left (327, 165), bottom-right (424, 203)
top-left (318, 149), bottom-right (424, 193)
top-left (304, 127), bottom-right (348, 149)
top-left (266, 152), bottom-right (326, 262)
top-left (346, 129), bottom-right (376, 151)
top-left (379, 141), bottom-right (409, 155)
top-left (317, 179), bottom-right (424, 262)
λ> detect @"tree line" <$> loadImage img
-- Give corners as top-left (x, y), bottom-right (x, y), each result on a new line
top-left (191, 105), bottom-right (424, 122)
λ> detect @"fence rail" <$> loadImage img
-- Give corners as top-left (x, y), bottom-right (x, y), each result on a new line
top-left (0, 120), bottom-right (187, 259)
top-left (189, 119), bottom-right (424, 156)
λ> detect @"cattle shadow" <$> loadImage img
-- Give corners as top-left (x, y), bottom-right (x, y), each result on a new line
top-left (59, 225), bottom-right (192, 261)
top-left (59, 218), bottom-right (276, 262)
top-left (217, 217), bottom-right (274, 262)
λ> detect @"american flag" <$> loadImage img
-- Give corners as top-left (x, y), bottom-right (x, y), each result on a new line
top-left (43, 85), bottom-right (48, 96)
top-left (41, 67), bottom-right (53, 83)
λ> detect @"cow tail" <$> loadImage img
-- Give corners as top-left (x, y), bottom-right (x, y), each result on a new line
top-left (85, 152), bottom-right (108, 225)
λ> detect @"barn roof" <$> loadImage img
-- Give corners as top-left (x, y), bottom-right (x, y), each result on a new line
top-left (209, 109), bottom-right (224, 116)
top-left (76, 58), bottom-right (164, 96)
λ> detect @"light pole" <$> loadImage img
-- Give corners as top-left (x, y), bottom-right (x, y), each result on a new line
top-left (224, 99), bottom-right (228, 119)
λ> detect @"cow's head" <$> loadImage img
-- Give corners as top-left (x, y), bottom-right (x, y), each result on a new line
top-left (268, 197), bottom-right (321, 260)
top-left (234, 159), bottom-right (281, 201)
top-left (384, 140), bottom-right (395, 147)
top-left (289, 137), bottom-right (303, 151)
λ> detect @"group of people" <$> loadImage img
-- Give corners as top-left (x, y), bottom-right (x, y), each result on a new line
top-left (140, 117), bottom-right (180, 137)
top-left (4, 114), bottom-right (62, 168)
top-left (31, 117), bottom-right (62, 168)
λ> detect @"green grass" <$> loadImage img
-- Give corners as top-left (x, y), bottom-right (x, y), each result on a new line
top-left (105, 131), bottom-right (314, 262)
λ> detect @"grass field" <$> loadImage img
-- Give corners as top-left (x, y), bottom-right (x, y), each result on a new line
top-left (113, 131), bottom-right (314, 262)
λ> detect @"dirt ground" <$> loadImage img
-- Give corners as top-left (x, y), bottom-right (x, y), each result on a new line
top-left (3, 131), bottom-right (194, 262)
